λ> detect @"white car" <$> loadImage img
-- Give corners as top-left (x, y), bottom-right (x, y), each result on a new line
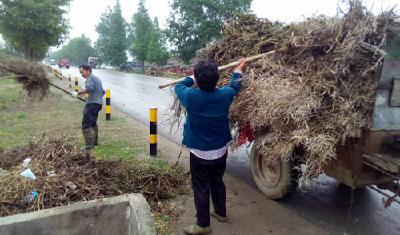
top-left (101, 64), bottom-right (115, 70)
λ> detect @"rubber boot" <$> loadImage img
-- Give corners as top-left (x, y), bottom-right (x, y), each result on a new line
top-left (93, 126), bottom-right (99, 146)
top-left (82, 128), bottom-right (95, 150)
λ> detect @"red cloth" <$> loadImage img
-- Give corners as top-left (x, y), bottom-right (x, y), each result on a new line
top-left (238, 123), bottom-right (254, 145)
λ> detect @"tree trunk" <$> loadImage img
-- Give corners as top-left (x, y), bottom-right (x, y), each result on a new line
top-left (141, 60), bottom-right (145, 73)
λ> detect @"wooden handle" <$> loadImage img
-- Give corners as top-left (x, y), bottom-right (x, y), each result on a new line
top-left (158, 50), bottom-right (275, 89)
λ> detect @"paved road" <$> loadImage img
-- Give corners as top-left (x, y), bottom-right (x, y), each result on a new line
top-left (57, 66), bottom-right (400, 235)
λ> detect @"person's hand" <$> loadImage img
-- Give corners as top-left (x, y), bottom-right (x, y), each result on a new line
top-left (234, 58), bottom-right (247, 73)
top-left (71, 91), bottom-right (78, 98)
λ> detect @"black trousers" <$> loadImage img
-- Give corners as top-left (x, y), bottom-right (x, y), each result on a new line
top-left (190, 152), bottom-right (227, 227)
top-left (82, 103), bottom-right (102, 129)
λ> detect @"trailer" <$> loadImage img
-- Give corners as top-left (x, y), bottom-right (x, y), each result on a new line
top-left (250, 59), bottom-right (400, 206)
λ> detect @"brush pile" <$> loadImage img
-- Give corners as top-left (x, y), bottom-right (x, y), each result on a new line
top-left (0, 138), bottom-right (187, 217)
top-left (172, 1), bottom-right (400, 178)
top-left (0, 53), bottom-right (50, 99)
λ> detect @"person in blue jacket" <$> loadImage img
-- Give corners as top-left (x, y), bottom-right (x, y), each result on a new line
top-left (175, 59), bottom-right (247, 234)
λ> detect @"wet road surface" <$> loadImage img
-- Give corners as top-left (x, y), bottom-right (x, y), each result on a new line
top-left (59, 66), bottom-right (400, 235)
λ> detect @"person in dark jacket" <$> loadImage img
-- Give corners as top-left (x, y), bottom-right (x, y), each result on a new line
top-left (72, 65), bottom-right (105, 150)
top-left (175, 59), bottom-right (247, 234)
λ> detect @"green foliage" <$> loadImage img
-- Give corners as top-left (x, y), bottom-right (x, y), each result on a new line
top-left (166, 0), bottom-right (252, 63)
top-left (51, 35), bottom-right (95, 65)
top-left (95, 7), bottom-right (113, 62)
top-left (95, 0), bottom-right (127, 66)
top-left (108, 0), bottom-right (127, 66)
top-left (129, 0), bottom-right (153, 70)
top-left (147, 18), bottom-right (170, 66)
top-left (129, 1), bottom-right (170, 70)
top-left (0, 0), bottom-right (71, 60)
top-left (94, 140), bottom-right (137, 160)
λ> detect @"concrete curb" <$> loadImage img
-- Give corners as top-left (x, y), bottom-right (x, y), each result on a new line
top-left (0, 194), bottom-right (156, 235)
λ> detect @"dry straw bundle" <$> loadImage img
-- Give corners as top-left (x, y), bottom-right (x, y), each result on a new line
top-left (0, 53), bottom-right (50, 99)
top-left (0, 137), bottom-right (187, 217)
top-left (173, 1), bottom-right (399, 178)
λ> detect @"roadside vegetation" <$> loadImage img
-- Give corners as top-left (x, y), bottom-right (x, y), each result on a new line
top-left (0, 78), bottom-right (187, 234)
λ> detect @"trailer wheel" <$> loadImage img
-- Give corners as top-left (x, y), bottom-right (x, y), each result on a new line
top-left (250, 141), bottom-right (300, 200)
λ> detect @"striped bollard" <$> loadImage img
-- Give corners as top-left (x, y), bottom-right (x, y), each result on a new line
top-left (68, 74), bottom-right (72, 88)
top-left (105, 89), bottom-right (111, 120)
top-left (149, 108), bottom-right (157, 157)
top-left (58, 70), bottom-right (62, 80)
top-left (74, 77), bottom-right (78, 93)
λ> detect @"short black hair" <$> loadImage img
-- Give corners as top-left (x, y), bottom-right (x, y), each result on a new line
top-left (79, 64), bottom-right (92, 72)
top-left (194, 60), bottom-right (219, 92)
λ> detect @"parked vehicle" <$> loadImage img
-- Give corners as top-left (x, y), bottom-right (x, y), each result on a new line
top-left (100, 64), bottom-right (115, 70)
top-left (120, 61), bottom-right (137, 72)
top-left (88, 57), bottom-right (99, 69)
top-left (58, 59), bottom-right (70, 69)
top-left (49, 59), bottom-right (56, 65)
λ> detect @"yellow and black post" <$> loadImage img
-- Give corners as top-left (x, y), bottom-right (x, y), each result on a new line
top-left (68, 74), bottom-right (72, 88)
top-left (58, 70), bottom-right (62, 80)
top-left (74, 77), bottom-right (79, 93)
top-left (105, 89), bottom-right (111, 120)
top-left (149, 108), bottom-right (157, 157)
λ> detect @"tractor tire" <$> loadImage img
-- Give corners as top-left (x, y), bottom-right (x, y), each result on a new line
top-left (250, 140), bottom-right (300, 200)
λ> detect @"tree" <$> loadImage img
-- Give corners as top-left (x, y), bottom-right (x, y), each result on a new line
top-left (52, 35), bottom-right (95, 65)
top-left (147, 18), bottom-right (170, 66)
top-left (0, 0), bottom-right (71, 60)
top-left (95, 0), bottom-right (127, 66)
top-left (95, 7), bottom-right (112, 62)
top-left (107, 0), bottom-right (127, 66)
top-left (129, 0), bottom-right (153, 71)
top-left (166, 0), bottom-right (252, 63)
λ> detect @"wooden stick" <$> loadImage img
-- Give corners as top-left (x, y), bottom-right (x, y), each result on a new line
top-left (49, 82), bottom-right (86, 102)
top-left (158, 50), bottom-right (275, 89)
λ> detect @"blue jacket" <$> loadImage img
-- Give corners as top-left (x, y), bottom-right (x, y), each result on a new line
top-left (175, 72), bottom-right (242, 151)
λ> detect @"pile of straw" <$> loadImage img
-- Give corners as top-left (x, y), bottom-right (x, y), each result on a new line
top-left (0, 138), bottom-right (187, 217)
top-left (0, 53), bottom-right (50, 99)
top-left (174, 1), bottom-right (399, 178)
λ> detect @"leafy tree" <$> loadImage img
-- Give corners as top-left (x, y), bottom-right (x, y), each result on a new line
top-left (95, 0), bottom-right (127, 66)
top-left (0, 0), bottom-right (71, 60)
top-left (52, 35), bottom-right (95, 65)
top-left (166, 0), bottom-right (252, 63)
top-left (129, 0), bottom-right (153, 71)
top-left (147, 18), bottom-right (170, 66)
top-left (95, 7), bottom-right (112, 62)
top-left (107, 0), bottom-right (127, 66)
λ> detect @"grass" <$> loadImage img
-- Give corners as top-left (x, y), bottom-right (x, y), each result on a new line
top-left (0, 78), bottom-right (146, 157)
top-left (130, 68), bottom-right (146, 75)
top-left (153, 213), bottom-right (174, 235)
top-left (94, 140), bottom-right (138, 160)
top-left (0, 79), bottom-right (23, 110)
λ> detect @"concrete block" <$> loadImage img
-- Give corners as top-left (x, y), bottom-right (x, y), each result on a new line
top-left (0, 194), bottom-right (156, 235)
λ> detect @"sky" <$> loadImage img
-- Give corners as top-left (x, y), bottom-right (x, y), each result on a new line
top-left (65, 0), bottom-right (398, 47)
top-left (0, 0), bottom-right (397, 48)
